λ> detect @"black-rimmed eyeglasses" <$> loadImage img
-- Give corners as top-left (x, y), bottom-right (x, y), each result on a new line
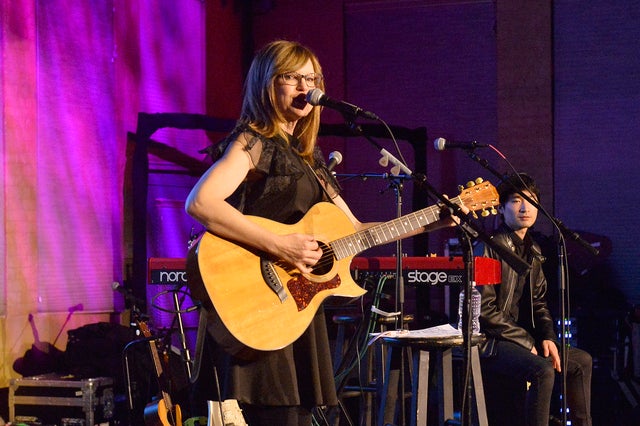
top-left (279, 72), bottom-right (323, 88)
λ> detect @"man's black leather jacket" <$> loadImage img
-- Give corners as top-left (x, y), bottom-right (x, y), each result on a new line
top-left (475, 225), bottom-right (557, 351)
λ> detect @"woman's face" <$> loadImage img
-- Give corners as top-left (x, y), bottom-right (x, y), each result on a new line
top-left (274, 59), bottom-right (316, 126)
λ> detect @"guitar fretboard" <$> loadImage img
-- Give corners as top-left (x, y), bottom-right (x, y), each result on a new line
top-left (330, 196), bottom-right (461, 260)
top-left (139, 322), bottom-right (176, 417)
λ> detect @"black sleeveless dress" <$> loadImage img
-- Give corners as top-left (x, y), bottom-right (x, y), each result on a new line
top-left (200, 127), bottom-right (340, 409)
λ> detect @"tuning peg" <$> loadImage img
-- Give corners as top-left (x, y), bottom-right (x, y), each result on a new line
top-left (490, 207), bottom-right (498, 215)
top-left (471, 211), bottom-right (478, 219)
top-left (481, 209), bottom-right (490, 217)
top-left (475, 177), bottom-right (484, 184)
top-left (457, 184), bottom-right (464, 192)
top-left (466, 180), bottom-right (476, 188)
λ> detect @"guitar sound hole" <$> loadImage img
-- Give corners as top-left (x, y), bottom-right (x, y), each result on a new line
top-left (311, 241), bottom-right (333, 275)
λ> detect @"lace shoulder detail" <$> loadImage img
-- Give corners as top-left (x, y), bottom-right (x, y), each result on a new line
top-left (202, 125), bottom-right (253, 161)
top-left (203, 125), bottom-right (303, 177)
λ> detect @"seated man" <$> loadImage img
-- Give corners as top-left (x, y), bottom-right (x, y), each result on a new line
top-left (476, 173), bottom-right (592, 426)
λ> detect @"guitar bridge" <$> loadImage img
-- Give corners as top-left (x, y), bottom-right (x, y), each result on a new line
top-left (260, 258), bottom-right (288, 303)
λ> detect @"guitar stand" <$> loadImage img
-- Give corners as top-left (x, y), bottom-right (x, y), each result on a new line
top-left (150, 284), bottom-right (199, 381)
top-left (171, 285), bottom-right (194, 380)
top-left (123, 333), bottom-right (159, 410)
top-left (122, 290), bottom-right (197, 424)
top-left (122, 308), bottom-right (164, 425)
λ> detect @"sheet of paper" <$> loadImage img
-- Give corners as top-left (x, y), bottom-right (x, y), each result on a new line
top-left (368, 323), bottom-right (462, 345)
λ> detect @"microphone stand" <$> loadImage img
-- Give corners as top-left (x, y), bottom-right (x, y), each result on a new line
top-left (464, 148), bottom-right (599, 425)
top-left (456, 224), bottom-right (476, 426)
top-left (391, 173), bottom-right (408, 426)
top-left (340, 121), bottom-right (415, 425)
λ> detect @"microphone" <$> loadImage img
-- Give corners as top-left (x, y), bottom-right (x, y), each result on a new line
top-left (68, 303), bottom-right (84, 313)
top-left (306, 89), bottom-right (379, 120)
top-left (112, 281), bottom-right (145, 306)
top-left (327, 151), bottom-right (343, 172)
top-left (433, 137), bottom-right (488, 151)
top-left (112, 281), bottom-right (130, 294)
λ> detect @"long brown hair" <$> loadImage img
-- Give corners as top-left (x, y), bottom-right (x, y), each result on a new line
top-left (239, 40), bottom-right (324, 162)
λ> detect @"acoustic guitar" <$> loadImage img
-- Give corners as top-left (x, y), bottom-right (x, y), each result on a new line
top-left (187, 179), bottom-right (498, 353)
top-left (138, 321), bottom-right (183, 426)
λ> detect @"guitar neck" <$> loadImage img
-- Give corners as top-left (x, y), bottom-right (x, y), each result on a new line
top-left (137, 320), bottom-right (178, 419)
top-left (149, 339), bottom-right (175, 407)
top-left (331, 196), bottom-right (460, 259)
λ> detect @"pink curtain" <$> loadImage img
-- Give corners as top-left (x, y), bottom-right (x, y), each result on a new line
top-left (34, 0), bottom-right (118, 311)
top-left (2, 0), bottom-right (206, 315)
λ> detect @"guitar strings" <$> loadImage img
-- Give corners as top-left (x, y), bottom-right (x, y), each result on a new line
top-left (289, 185), bottom-right (495, 274)
top-left (308, 203), bottom-right (445, 273)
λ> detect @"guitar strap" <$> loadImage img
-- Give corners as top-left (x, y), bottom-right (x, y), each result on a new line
top-left (305, 160), bottom-right (339, 205)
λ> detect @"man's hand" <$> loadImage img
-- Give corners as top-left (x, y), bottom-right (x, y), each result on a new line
top-left (541, 340), bottom-right (562, 372)
top-left (434, 195), bottom-right (470, 228)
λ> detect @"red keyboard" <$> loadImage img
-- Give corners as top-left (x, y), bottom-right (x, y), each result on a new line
top-left (148, 257), bottom-right (188, 286)
top-left (350, 256), bottom-right (501, 287)
top-left (148, 256), bottom-right (501, 287)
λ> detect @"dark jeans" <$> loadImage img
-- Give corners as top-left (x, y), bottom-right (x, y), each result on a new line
top-left (480, 340), bottom-right (592, 426)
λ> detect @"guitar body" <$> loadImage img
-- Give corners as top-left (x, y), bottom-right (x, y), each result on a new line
top-left (144, 398), bottom-right (183, 426)
top-left (188, 202), bottom-right (366, 352)
top-left (187, 180), bottom-right (498, 353)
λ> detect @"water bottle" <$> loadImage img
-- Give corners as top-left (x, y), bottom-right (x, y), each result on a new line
top-left (457, 284), bottom-right (481, 334)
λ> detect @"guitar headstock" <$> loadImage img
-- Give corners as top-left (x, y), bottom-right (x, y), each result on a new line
top-left (457, 178), bottom-right (499, 218)
top-left (137, 320), bottom-right (153, 338)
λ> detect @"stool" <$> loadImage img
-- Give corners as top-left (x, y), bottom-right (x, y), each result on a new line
top-left (374, 315), bottom-right (415, 425)
top-left (377, 333), bottom-right (488, 426)
top-left (334, 313), bottom-right (416, 425)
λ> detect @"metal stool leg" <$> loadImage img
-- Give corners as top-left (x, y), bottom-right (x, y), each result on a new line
top-left (471, 346), bottom-right (488, 426)
top-left (411, 348), bottom-right (454, 426)
top-left (441, 348), bottom-right (455, 424)
top-left (412, 349), bottom-right (430, 426)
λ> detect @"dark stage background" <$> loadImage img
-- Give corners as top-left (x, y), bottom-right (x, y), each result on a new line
top-left (143, 1), bottom-right (640, 423)
top-left (2, 0), bottom-right (639, 424)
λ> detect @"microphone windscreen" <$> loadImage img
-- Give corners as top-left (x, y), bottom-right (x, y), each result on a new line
top-left (329, 151), bottom-right (343, 165)
top-left (433, 137), bottom-right (446, 151)
top-left (306, 88), bottom-right (324, 106)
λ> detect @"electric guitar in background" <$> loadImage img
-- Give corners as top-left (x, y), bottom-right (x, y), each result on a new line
top-left (187, 179), bottom-right (498, 354)
top-left (137, 320), bottom-right (183, 426)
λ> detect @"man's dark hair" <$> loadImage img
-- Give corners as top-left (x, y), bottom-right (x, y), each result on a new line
top-left (497, 173), bottom-right (540, 205)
